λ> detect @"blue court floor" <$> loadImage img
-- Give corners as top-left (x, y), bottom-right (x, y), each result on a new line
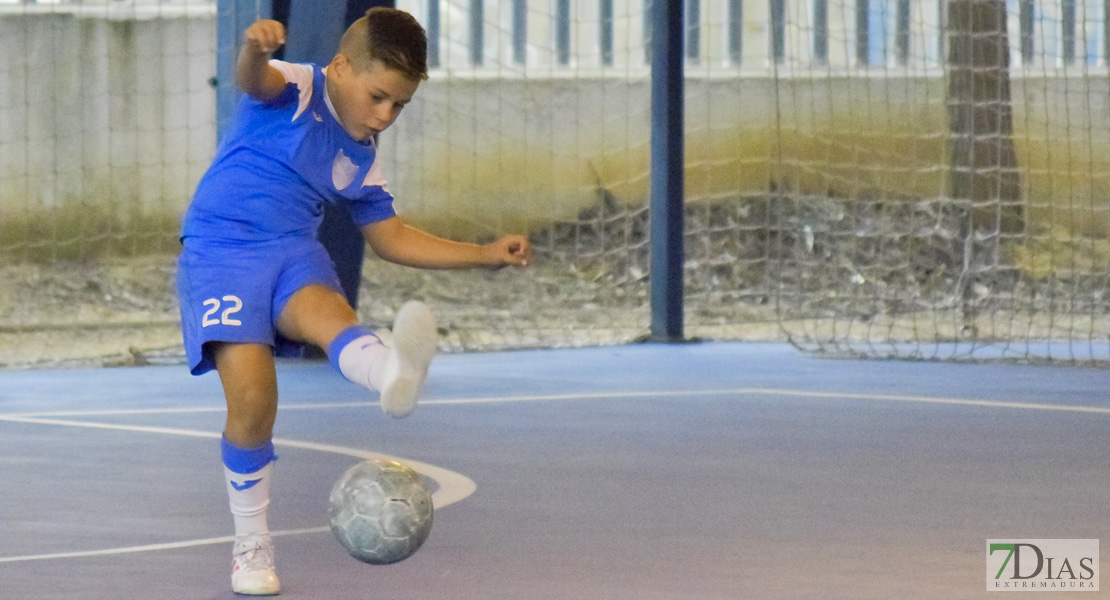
top-left (1, 342), bottom-right (1107, 599)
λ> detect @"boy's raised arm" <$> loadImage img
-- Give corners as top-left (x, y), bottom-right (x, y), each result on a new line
top-left (236, 19), bottom-right (288, 101)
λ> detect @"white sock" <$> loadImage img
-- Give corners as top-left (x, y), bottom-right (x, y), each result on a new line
top-left (328, 326), bottom-right (390, 391)
top-left (224, 462), bottom-right (273, 537)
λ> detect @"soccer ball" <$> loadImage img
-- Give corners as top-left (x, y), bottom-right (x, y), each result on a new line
top-left (328, 458), bottom-right (434, 565)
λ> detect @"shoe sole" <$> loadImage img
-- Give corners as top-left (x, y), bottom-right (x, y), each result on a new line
top-left (380, 301), bottom-right (438, 418)
top-left (232, 571), bottom-right (280, 595)
top-left (232, 584), bottom-right (280, 596)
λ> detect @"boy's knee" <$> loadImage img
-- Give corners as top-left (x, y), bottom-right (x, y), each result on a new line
top-left (277, 285), bottom-right (358, 347)
top-left (220, 372), bottom-right (279, 446)
top-left (224, 408), bottom-right (277, 449)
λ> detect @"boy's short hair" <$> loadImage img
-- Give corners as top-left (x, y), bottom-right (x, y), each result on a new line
top-left (340, 7), bottom-right (428, 81)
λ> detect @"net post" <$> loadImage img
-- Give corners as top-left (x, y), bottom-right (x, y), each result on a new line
top-left (282, 0), bottom-right (377, 317)
top-left (649, 0), bottom-right (685, 343)
top-left (216, 0), bottom-right (270, 143)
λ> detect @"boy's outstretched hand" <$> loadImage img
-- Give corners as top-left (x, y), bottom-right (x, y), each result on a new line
top-left (483, 235), bottom-right (532, 269)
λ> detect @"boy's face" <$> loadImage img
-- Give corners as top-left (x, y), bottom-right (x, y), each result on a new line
top-left (328, 56), bottom-right (420, 143)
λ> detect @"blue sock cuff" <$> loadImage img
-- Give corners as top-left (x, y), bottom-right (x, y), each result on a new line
top-left (221, 435), bottom-right (276, 475)
top-left (327, 325), bottom-right (378, 372)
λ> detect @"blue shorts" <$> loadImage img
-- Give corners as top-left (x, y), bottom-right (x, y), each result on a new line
top-left (176, 236), bottom-right (344, 375)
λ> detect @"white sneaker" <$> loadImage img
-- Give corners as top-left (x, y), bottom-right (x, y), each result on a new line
top-left (379, 300), bottom-right (438, 418)
top-left (231, 533), bottom-right (280, 596)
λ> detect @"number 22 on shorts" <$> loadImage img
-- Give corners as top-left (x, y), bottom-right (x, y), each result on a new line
top-left (201, 295), bottom-right (244, 327)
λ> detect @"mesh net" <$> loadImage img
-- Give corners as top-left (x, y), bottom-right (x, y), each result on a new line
top-left (1, 0), bottom-right (1107, 368)
top-left (745, 0), bottom-right (1110, 363)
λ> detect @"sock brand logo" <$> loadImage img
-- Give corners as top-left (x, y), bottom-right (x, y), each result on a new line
top-left (230, 478), bottom-right (263, 492)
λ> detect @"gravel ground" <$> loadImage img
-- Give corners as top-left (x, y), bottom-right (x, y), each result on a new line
top-left (0, 251), bottom-right (661, 370)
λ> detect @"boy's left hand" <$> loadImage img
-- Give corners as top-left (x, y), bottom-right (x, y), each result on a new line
top-left (483, 235), bottom-right (532, 269)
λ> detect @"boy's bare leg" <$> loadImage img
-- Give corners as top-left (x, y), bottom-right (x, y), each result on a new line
top-left (277, 284), bottom-right (437, 418)
top-left (213, 342), bottom-right (282, 596)
top-left (214, 342), bottom-right (279, 448)
top-left (275, 284), bottom-right (359, 349)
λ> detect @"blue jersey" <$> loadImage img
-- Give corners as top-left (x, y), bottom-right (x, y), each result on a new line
top-left (182, 60), bottom-right (396, 241)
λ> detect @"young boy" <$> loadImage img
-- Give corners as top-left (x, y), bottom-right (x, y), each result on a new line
top-left (176, 8), bottom-right (530, 595)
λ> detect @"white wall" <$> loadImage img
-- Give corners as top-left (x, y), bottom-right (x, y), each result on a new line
top-left (0, 7), bottom-right (216, 223)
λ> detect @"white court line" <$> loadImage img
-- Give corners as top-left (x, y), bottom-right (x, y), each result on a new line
top-left (0, 415), bottom-right (475, 564)
top-left (0, 402), bottom-right (372, 419)
top-left (0, 527), bottom-right (328, 564)
top-left (419, 388), bottom-right (1110, 414)
top-left (4, 387), bottom-right (1109, 419)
